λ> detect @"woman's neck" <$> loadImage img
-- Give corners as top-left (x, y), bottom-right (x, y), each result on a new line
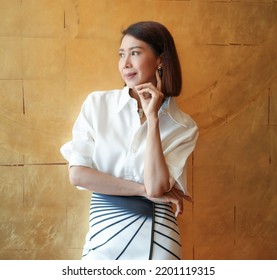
top-left (129, 88), bottom-right (142, 109)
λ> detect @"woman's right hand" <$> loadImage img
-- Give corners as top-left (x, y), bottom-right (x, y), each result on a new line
top-left (146, 187), bottom-right (191, 217)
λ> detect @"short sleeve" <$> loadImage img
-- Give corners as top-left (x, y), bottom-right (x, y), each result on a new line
top-left (165, 114), bottom-right (198, 196)
top-left (60, 95), bottom-right (96, 169)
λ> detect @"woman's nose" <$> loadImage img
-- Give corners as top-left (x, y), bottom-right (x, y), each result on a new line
top-left (123, 56), bottom-right (132, 68)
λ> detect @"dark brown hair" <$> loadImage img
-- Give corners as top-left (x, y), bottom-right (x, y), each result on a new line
top-left (122, 21), bottom-right (182, 97)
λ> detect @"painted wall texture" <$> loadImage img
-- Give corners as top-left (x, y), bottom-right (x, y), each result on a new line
top-left (0, 0), bottom-right (276, 260)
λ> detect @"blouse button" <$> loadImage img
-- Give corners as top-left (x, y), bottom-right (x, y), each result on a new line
top-left (130, 147), bottom-right (137, 153)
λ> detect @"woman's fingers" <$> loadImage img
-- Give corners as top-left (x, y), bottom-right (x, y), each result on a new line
top-left (135, 82), bottom-right (164, 118)
top-left (135, 82), bottom-right (163, 100)
top-left (155, 70), bottom-right (162, 91)
top-left (170, 191), bottom-right (183, 217)
top-left (147, 188), bottom-right (185, 217)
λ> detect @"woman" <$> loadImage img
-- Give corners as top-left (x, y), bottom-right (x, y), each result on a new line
top-left (61, 21), bottom-right (198, 260)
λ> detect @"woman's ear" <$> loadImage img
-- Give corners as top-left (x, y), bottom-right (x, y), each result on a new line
top-left (157, 53), bottom-right (163, 67)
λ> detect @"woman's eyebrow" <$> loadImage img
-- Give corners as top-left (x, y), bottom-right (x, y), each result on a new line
top-left (119, 46), bottom-right (144, 52)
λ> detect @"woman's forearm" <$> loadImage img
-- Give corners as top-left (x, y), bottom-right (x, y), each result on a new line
top-left (69, 165), bottom-right (184, 217)
top-left (144, 117), bottom-right (170, 197)
top-left (69, 166), bottom-right (146, 197)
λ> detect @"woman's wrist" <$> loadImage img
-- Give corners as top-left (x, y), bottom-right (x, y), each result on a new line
top-left (146, 115), bottom-right (159, 126)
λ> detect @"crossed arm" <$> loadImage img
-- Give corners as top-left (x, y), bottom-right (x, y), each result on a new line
top-left (69, 72), bottom-right (186, 216)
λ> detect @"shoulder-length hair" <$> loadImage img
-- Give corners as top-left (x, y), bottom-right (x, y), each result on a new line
top-left (121, 21), bottom-right (182, 97)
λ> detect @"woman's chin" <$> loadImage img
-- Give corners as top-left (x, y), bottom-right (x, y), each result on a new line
top-left (125, 82), bottom-right (137, 89)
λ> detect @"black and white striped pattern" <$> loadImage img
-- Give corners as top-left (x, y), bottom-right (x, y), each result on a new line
top-left (82, 193), bottom-right (182, 260)
top-left (152, 203), bottom-right (182, 260)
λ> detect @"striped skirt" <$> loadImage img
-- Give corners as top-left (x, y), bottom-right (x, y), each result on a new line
top-left (82, 193), bottom-right (182, 260)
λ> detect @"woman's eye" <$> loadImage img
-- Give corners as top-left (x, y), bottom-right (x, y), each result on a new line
top-left (119, 52), bottom-right (125, 58)
top-left (131, 51), bottom-right (139, 56)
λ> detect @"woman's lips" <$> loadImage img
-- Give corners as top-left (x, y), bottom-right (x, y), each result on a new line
top-left (124, 72), bottom-right (137, 80)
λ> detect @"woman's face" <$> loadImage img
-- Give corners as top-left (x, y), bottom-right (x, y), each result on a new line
top-left (118, 35), bottom-right (161, 89)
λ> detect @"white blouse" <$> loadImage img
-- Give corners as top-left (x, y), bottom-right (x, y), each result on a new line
top-left (60, 86), bottom-right (198, 196)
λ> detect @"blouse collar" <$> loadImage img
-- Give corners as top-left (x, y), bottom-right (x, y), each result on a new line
top-left (117, 86), bottom-right (188, 128)
top-left (116, 86), bottom-right (132, 113)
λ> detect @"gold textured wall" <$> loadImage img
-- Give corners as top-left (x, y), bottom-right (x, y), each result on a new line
top-left (0, 0), bottom-right (276, 260)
